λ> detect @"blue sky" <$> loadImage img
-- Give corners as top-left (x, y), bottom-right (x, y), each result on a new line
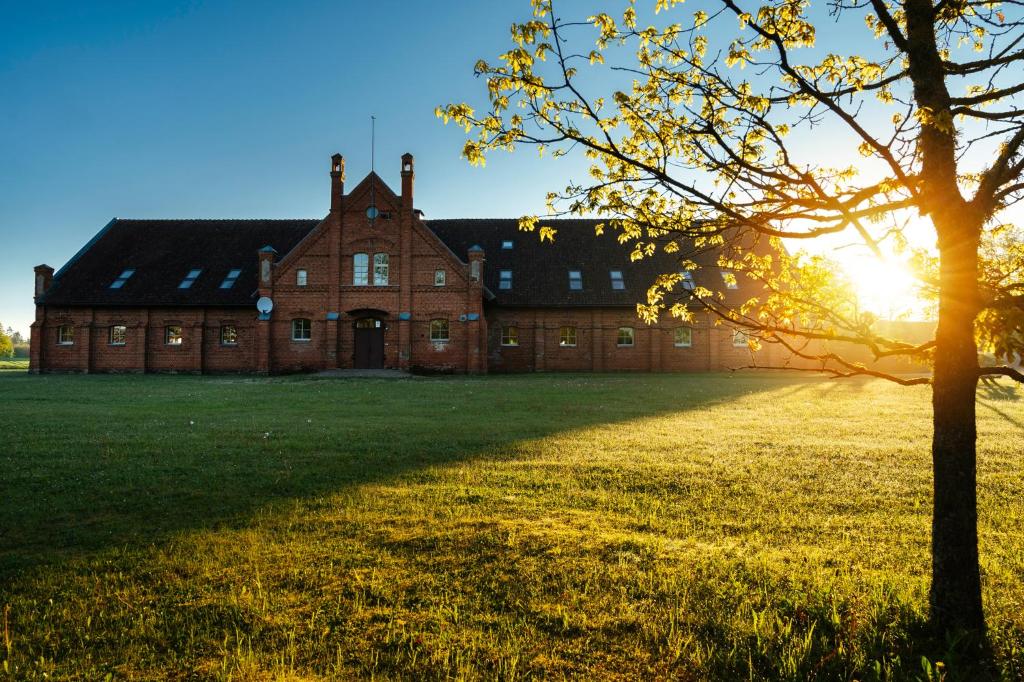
top-left (0, 1), bottom-right (596, 334)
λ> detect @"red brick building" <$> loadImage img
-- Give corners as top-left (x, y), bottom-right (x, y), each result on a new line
top-left (30, 154), bottom-right (776, 374)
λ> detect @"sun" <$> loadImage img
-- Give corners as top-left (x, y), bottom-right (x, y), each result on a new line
top-left (837, 252), bottom-right (925, 319)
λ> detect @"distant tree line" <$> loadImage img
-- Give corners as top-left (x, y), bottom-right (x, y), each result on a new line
top-left (0, 324), bottom-right (28, 358)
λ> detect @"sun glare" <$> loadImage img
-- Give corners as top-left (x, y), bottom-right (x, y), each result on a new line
top-left (839, 253), bottom-right (925, 319)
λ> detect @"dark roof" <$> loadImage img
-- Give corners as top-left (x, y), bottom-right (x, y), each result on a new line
top-left (42, 216), bottom-right (756, 309)
top-left (41, 219), bottom-right (319, 307)
top-left (426, 218), bottom-right (744, 307)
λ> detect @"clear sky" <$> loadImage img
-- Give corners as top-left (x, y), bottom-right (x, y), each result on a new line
top-left (0, 1), bottom-right (597, 335)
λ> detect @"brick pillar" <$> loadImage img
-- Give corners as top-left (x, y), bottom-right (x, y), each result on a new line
top-left (256, 246), bottom-right (276, 374)
top-left (398, 154), bottom-right (415, 370)
top-left (591, 310), bottom-right (604, 372)
top-left (30, 265), bottom-right (54, 375)
top-left (650, 324), bottom-right (662, 372)
top-left (79, 314), bottom-right (93, 374)
top-left (533, 311), bottom-right (545, 372)
top-left (327, 154), bottom-right (344, 368)
top-left (467, 245), bottom-right (486, 374)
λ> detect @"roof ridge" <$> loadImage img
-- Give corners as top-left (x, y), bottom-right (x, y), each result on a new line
top-left (115, 218), bottom-right (321, 222)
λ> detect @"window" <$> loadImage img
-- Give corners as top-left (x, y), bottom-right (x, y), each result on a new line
top-left (429, 318), bottom-right (450, 342)
top-left (610, 270), bottom-right (625, 290)
top-left (109, 269), bottom-right (135, 289)
top-left (733, 330), bottom-right (749, 347)
top-left (57, 325), bottom-right (74, 345)
top-left (292, 318), bottom-right (312, 341)
top-left (296, 269), bottom-right (308, 287)
top-left (373, 253), bottom-right (389, 285)
top-left (165, 326), bottom-right (183, 345)
top-left (499, 270), bottom-right (512, 290)
top-left (568, 270), bottom-right (583, 291)
top-left (502, 240), bottom-right (514, 249)
top-left (109, 325), bottom-right (127, 346)
top-left (721, 271), bottom-right (739, 289)
top-left (219, 269), bottom-right (242, 289)
top-left (470, 260), bottom-right (481, 281)
top-left (353, 253), bottom-right (369, 285)
top-left (221, 326), bottom-right (238, 345)
top-left (559, 326), bottom-right (577, 347)
top-left (617, 327), bottom-right (635, 347)
top-left (434, 269), bottom-right (446, 286)
top-left (501, 325), bottom-right (519, 346)
top-left (356, 318), bottom-right (382, 329)
top-left (178, 269), bottom-right (202, 289)
top-left (674, 327), bottom-right (692, 348)
top-left (680, 270), bottom-right (696, 291)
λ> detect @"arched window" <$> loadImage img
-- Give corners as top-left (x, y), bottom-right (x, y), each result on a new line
top-left (616, 327), bottom-right (634, 347)
top-left (57, 325), bottom-right (74, 345)
top-left (292, 318), bottom-right (312, 341)
top-left (353, 253), bottom-right (369, 285)
top-left (296, 269), bottom-right (308, 286)
top-left (429, 318), bottom-right (449, 342)
top-left (373, 253), bottom-right (389, 285)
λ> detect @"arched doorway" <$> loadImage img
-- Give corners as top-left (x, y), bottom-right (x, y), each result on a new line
top-left (353, 317), bottom-right (385, 369)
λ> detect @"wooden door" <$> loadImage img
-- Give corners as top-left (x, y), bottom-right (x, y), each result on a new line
top-left (354, 319), bottom-right (384, 369)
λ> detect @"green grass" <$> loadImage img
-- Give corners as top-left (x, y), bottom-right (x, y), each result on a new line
top-left (0, 358), bottom-right (28, 371)
top-left (1, 372), bottom-right (1021, 680)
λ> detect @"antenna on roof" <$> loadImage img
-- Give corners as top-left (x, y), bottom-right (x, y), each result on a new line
top-left (367, 115), bottom-right (378, 223)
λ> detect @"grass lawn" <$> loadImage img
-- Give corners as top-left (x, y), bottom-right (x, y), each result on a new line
top-left (0, 358), bottom-right (28, 371)
top-left (1, 372), bottom-right (1021, 680)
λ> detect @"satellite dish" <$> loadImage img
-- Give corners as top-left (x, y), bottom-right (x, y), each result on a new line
top-left (256, 296), bottom-right (274, 314)
top-left (366, 206), bottom-right (379, 220)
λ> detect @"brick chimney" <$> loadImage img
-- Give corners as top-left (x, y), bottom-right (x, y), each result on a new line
top-left (401, 153), bottom-right (414, 210)
top-left (257, 246), bottom-right (277, 296)
top-left (330, 153), bottom-right (345, 213)
top-left (34, 264), bottom-right (54, 302)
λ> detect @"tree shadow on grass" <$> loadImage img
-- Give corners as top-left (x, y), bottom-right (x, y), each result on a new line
top-left (0, 371), bottom-right (788, 576)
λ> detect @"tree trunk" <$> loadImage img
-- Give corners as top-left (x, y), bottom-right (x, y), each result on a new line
top-left (930, 226), bottom-right (985, 636)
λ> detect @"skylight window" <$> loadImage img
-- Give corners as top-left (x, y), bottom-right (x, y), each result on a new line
top-left (502, 240), bottom-right (514, 250)
top-left (568, 270), bottom-right (583, 290)
top-left (499, 270), bottom-right (513, 290)
top-left (178, 269), bottom-right (203, 289)
top-left (219, 269), bottom-right (243, 289)
top-left (109, 269), bottom-right (136, 289)
top-left (610, 270), bottom-right (625, 290)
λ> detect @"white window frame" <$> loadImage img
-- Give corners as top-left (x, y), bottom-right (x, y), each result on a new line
top-left (616, 326), bottom-right (635, 347)
top-left (373, 253), bottom-right (389, 286)
top-left (610, 270), bottom-right (625, 290)
top-left (559, 326), bottom-right (577, 347)
top-left (501, 325), bottom-right (519, 346)
top-left (57, 325), bottom-right (75, 345)
top-left (429, 318), bottom-right (450, 342)
top-left (434, 269), bottom-right (446, 286)
top-left (568, 270), bottom-right (583, 291)
top-left (292, 318), bottom-right (312, 342)
top-left (733, 330), bottom-right (749, 347)
top-left (296, 269), bottom-right (308, 287)
top-left (674, 327), bottom-right (693, 348)
top-left (109, 325), bottom-right (127, 346)
top-left (353, 253), bottom-right (369, 286)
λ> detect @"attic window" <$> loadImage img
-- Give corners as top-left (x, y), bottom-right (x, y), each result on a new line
top-left (109, 269), bottom-right (136, 289)
top-left (219, 269), bottom-right (243, 289)
top-left (499, 270), bottom-right (513, 290)
top-left (178, 269), bottom-right (203, 289)
top-left (680, 270), bottom-right (696, 291)
top-left (502, 240), bottom-right (514, 250)
top-left (609, 270), bottom-right (625, 290)
top-left (568, 270), bottom-right (583, 290)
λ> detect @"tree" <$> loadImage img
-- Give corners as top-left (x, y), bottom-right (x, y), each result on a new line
top-left (439, 0), bottom-right (1024, 642)
top-left (0, 325), bottom-right (12, 359)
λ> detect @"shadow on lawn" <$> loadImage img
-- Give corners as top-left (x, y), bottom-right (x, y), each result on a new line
top-left (0, 371), bottom-right (784, 575)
